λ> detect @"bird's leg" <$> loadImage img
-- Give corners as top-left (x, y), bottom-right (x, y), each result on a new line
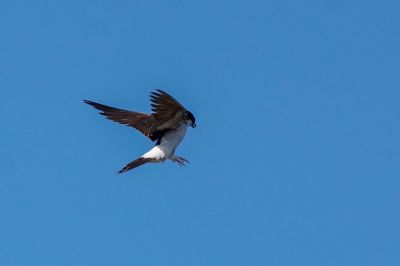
top-left (170, 154), bottom-right (189, 167)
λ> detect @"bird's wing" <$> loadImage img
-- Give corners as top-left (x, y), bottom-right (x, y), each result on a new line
top-left (150, 89), bottom-right (187, 131)
top-left (84, 90), bottom-right (187, 142)
top-left (84, 100), bottom-right (157, 140)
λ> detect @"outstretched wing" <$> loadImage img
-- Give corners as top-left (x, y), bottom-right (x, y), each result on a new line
top-left (84, 90), bottom-right (188, 142)
top-left (83, 100), bottom-right (156, 140)
top-left (150, 89), bottom-right (187, 131)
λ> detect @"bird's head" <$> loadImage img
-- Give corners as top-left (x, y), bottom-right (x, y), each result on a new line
top-left (185, 111), bottom-right (196, 128)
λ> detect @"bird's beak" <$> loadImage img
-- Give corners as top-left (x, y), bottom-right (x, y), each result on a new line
top-left (192, 123), bottom-right (196, 128)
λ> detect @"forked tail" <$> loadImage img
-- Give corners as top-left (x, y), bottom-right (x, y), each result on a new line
top-left (118, 157), bottom-right (152, 173)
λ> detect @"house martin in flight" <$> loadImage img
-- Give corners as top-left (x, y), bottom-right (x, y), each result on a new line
top-left (84, 89), bottom-right (196, 173)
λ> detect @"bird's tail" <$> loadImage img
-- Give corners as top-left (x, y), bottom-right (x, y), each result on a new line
top-left (118, 157), bottom-right (152, 174)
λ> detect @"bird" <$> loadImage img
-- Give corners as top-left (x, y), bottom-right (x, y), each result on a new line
top-left (84, 89), bottom-right (196, 173)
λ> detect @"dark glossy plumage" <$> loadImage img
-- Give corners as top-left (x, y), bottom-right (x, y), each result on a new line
top-left (84, 89), bottom-right (196, 173)
top-left (84, 89), bottom-right (195, 143)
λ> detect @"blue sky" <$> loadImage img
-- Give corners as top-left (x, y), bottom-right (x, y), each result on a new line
top-left (1, 0), bottom-right (399, 265)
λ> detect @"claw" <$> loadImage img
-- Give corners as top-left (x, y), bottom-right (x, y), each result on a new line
top-left (172, 156), bottom-right (189, 167)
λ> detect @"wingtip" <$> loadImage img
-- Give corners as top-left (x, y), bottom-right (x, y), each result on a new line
top-left (151, 89), bottom-right (166, 96)
top-left (83, 99), bottom-right (101, 109)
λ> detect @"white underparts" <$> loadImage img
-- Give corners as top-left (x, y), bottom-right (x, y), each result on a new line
top-left (142, 124), bottom-right (188, 162)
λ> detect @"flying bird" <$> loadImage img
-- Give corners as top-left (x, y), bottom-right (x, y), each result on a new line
top-left (84, 89), bottom-right (196, 173)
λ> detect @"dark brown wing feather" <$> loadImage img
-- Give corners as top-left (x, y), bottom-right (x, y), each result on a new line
top-left (150, 89), bottom-right (187, 130)
top-left (84, 90), bottom-right (187, 142)
top-left (83, 100), bottom-right (156, 140)
top-left (150, 89), bottom-right (185, 115)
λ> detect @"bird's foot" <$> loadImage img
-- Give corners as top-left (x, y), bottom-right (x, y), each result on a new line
top-left (172, 156), bottom-right (189, 167)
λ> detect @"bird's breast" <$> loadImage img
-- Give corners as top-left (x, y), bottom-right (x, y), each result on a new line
top-left (158, 124), bottom-right (187, 157)
top-left (142, 124), bottom-right (188, 161)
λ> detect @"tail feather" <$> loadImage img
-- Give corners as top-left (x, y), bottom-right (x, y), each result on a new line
top-left (118, 157), bottom-right (152, 174)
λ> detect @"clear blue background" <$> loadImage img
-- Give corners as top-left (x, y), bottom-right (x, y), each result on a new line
top-left (1, 0), bottom-right (399, 265)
